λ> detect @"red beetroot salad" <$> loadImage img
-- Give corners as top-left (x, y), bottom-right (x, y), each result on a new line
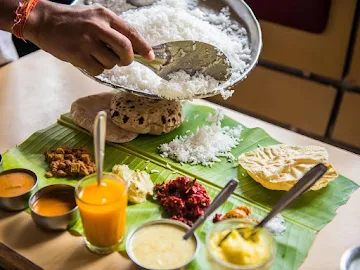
top-left (154, 176), bottom-right (211, 226)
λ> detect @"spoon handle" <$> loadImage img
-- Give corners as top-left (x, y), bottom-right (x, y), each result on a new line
top-left (134, 44), bottom-right (170, 72)
top-left (256, 163), bottom-right (328, 229)
top-left (94, 111), bottom-right (107, 186)
top-left (183, 179), bottom-right (239, 240)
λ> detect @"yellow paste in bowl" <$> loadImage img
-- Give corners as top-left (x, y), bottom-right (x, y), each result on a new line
top-left (209, 228), bottom-right (271, 266)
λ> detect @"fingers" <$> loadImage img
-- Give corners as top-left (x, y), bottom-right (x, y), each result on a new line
top-left (108, 15), bottom-right (154, 61)
top-left (99, 28), bottom-right (134, 66)
top-left (91, 41), bottom-right (120, 69)
top-left (73, 56), bottom-right (104, 76)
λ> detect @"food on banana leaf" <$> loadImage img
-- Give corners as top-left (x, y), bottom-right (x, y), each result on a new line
top-left (154, 177), bottom-right (211, 226)
top-left (264, 214), bottom-right (287, 235)
top-left (208, 226), bottom-right (273, 266)
top-left (44, 146), bottom-right (96, 178)
top-left (238, 145), bottom-right (338, 191)
top-left (71, 92), bottom-right (138, 143)
top-left (213, 206), bottom-right (257, 223)
top-left (159, 109), bottom-right (243, 167)
top-left (213, 206), bottom-right (287, 235)
top-left (110, 92), bottom-right (184, 135)
top-left (129, 222), bottom-right (197, 269)
top-left (112, 165), bottom-right (154, 204)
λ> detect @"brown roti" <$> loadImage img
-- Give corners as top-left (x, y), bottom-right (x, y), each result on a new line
top-left (110, 92), bottom-right (184, 135)
top-left (71, 92), bottom-right (138, 143)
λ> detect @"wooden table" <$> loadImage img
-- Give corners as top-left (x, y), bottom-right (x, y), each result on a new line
top-left (0, 51), bottom-right (359, 270)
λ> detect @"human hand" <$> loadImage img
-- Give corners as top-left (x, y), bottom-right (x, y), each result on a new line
top-left (23, 1), bottom-right (154, 75)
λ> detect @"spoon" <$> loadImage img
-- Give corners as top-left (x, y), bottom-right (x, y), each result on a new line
top-left (220, 163), bottom-right (328, 243)
top-left (134, 40), bottom-right (232, 82)
top-left (183, 179), bottom-right (239, 240)
top-left (93, 111), bottom-right (107, 186)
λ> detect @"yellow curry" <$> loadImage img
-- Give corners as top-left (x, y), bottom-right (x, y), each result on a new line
top-left (209, 228), bottom-right (271, 266)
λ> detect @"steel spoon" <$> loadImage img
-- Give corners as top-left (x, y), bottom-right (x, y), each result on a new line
top-left (134, 40), bottom-right (232, 82)
top-left (226, 163), bottom-right (328, 242)
top-left (183, 179), bottom-right (239, 240)
top-left (93, 111), bottom-right (107, 186)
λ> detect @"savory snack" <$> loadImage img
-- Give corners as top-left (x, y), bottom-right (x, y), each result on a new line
top-left (110, 92), bottom-right (184, 135)
top-left (44, 146), bottom-right (96, 178)
top-left (112, 164), bottom-right (154, 204)
top-left (128, 221), bottom-right (198, 269)
top-left (213, 205), bottom-right (257, 223)
top-left (154, 177), bottom-right (211, 226)
top-left (208, 222), bottom-right (273, 267)
top-left (71, 92), bottom-right (138, 143)
top-left (238, 145), bottom-right (339, 191)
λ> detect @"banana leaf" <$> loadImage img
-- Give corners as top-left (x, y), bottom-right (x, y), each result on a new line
top-left (2, 103), bottom-right (358, 270)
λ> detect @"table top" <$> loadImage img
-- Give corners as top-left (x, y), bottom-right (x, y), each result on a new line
top-left (0, 51), bottom-right (359, 270)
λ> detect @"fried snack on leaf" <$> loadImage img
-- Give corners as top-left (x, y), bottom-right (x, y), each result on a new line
top-left (238, 145), bottom-right (338, 191)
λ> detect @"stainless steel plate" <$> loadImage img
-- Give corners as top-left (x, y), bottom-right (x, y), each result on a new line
top-left (81, 0), bottom-right (262, 99)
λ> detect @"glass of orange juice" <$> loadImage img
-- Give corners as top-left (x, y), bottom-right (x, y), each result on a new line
top-left (75, 172), bottom-right (128, 254)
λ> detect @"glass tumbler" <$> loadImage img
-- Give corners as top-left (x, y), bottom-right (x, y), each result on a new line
top-left (75, 172), bottom-right (128, 254)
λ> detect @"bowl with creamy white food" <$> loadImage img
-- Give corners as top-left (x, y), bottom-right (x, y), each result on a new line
top-left (126, 219), bottom-right (200, 270)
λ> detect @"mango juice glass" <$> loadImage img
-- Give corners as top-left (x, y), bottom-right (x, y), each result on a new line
top-left (75, 172), bottom-right (128, 254)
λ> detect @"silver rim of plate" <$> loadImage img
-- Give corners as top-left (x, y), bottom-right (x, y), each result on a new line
top-left (80, 0), bottom-right (263, 100)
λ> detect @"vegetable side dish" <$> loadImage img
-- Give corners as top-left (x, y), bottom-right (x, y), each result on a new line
top-left (154, 177), bottom-right (211, 226)
top-left (44, 146), bottom-right (96, 178)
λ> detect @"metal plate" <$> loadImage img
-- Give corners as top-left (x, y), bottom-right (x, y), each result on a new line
top-left (81, 0), bottom-right (262, 99)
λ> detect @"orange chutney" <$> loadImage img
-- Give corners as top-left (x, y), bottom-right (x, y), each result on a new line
top-left (0, 172), bottom-right (35, 197)
top-left (76, 179), bottom-right (128, 248)
top-left (33, 192), bottom-right (76, 216)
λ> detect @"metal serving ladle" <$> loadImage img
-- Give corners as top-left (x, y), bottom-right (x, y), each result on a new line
top-left (134, 40), bottom-right (232, 81)
top-left (80, 40), bottom-right (232, 98)
top-left (94, 111), bottom-right (107, 185)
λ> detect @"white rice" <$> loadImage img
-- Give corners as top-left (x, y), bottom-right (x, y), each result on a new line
top-left (98, 0), bottom-right (251, 100)
top-left (159, 110), bottom-right (243, 166)
top-left (265, 214), bottom-right (287, 235)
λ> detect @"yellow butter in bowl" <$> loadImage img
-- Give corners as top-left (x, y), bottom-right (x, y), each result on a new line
top-left (206, 219), bottom-right (275, 270)
top-left (212, 229), bottom-right (270, 266)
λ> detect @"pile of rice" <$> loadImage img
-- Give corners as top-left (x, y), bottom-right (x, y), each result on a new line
top-left (159, 109), bottom-right (243, 166)
top-left (98, 0), bottom-right (251, 100)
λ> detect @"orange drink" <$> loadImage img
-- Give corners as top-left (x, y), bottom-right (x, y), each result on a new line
top-left (75, 172), bottom-right (128, 254)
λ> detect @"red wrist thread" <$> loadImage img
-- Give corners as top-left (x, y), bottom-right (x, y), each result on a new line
top-left (12, 0), bottom-right (40, 41)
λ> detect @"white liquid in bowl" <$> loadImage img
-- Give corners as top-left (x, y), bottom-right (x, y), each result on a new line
top-left (130, 223), bottom-right (197, 269)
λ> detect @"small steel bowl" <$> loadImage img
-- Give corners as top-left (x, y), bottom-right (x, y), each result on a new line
top-left (0, 154), bottom-right (3, 173)
top-left (0, 168), bottom-right (38, 211)
top-left (340, 245), bottom-right (360, 270)
top-left (29, 184), bottom-right (79, 231)
top-left (126, 219), bottom-right (200, 270)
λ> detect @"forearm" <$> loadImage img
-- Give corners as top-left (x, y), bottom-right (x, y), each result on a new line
top-left (0, 0), bottom-right (20, 32)
top-left (0, 0), bottom-right (153, 75)
top-left (0, 0), bottom-right (48, 41)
